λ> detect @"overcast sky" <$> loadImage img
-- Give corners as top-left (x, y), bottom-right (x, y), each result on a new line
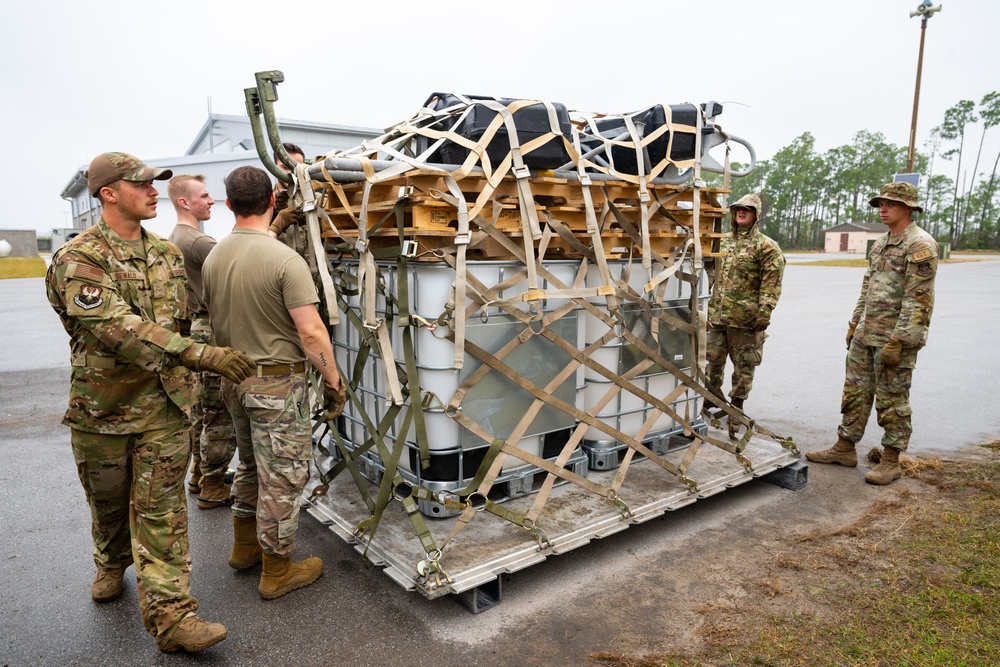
top-left (3, 0), bottom-right (998, 238)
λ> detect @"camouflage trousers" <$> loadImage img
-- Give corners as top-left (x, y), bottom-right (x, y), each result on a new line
top-left (706, 326), bottom-right (766, 402)
top-left (838, 340), bottom-right (917, 451)
top-left (71, 409), bottom-right (198, 641)
top-left (223, 373), bottom-right (314, 557)
top-left (190, 317), bottom-right (236, 478)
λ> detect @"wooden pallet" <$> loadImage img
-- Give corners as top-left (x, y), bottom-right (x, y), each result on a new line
top-left (311, 170), bottom-right (727, 261)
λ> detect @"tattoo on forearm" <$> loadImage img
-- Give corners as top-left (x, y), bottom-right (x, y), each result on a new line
top-left (318, 352), bottom-right (328, 367)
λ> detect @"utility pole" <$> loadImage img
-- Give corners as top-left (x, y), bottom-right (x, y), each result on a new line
top-left (906, 1), bottom-right (943, 174)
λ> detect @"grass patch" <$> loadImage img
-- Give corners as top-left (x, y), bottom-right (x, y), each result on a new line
top-left (589, 454), bottom-right (1000, 667)
top-left (0, 256), bottom-right (47, 279)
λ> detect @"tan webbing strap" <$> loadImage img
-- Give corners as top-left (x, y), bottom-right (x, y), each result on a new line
top-left (296, 163), bottom-right (339, 326)
top-left (622, 114), bottom-right (652, 268)
top-left (442, 175), bottom-right (470, 370)
top-left (353, 169), bottom-right (403, 406)
top-left (525, 350), bottom-right (655, 525)
top-left (483, 98), bottom-right (543, 241)
top-left (691, 109), bottom-right (708, 378)
top-left (643, 237), bottom-right (693, 295)
top-left (609, 381), bottom-right (691, 496)
top-left (579, 115), bottom-right (642, 187)
top-left (459, 336), bottom-right (688, 484)
top-left (541, 210), bottom-right (595, 259)
top-left (573, 129), bottom-right (619, 314)
top-left (320, 163), bottom-right (359, 228)
top-left (447, 405), bottom-right (615, 500)
top-left (568, 297), bottom-right (740, 461)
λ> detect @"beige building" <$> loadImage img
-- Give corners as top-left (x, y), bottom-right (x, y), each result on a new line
top-left (823, 221), bottom-right (888, 253)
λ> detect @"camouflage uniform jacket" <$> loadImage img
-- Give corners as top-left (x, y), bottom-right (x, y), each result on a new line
top-left (708, 222), bottom-right (785, 329)
top-left (853, 222), bottom-right (937, 349)
top-left (45, 216), bottom-right (198, 434)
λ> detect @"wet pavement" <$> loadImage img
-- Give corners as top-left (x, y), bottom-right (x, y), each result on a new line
top-left (1, 254), bottom-right (997, 666)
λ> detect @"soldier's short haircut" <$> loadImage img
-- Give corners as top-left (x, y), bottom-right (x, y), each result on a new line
top-left (274, 142), bottom-right (305, 165)
top-left (225, 166), bottom-right (273, 217)
top-left (167, 174), bottom-right (207, 208)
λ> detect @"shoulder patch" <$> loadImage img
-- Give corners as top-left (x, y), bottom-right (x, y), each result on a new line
top-left (910, 248), bottom-right (934, 262)
top-left (72, 285), bottom-right (105, 310)
top-left (917, 262), bottom-right (933, 277)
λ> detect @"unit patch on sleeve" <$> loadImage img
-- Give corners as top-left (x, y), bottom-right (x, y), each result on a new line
top-left (917, 262), bottom-right (933, 277)
top-left (73, 285), bottom-right (105, 310)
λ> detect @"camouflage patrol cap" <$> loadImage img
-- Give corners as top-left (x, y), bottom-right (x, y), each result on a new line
top-left (730, 193), bottom-right (762, 218)
top-left (868, 182), bottom-right (923, 213)
top-left (86, 152), bottom-right (173, 196)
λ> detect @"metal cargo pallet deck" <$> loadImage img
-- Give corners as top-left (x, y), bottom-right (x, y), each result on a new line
top-left (302, 430), bottom-right (805, 612)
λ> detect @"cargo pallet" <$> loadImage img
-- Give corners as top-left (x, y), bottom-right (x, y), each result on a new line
top-left (243, 71), bottom-right (801, 612)
top-left (304, 429), bottom-right (805, 612)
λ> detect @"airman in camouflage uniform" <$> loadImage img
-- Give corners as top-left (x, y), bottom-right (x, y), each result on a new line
top-left (167, 174), bottom-right (237, 509)
top-left (203, 165), bottom-right (344, 600)
top-left (45, 152), bottom-right (255, 653)
top-left (807, 182), bottom-right (937, 485)
top-left (706, 193), bottom-right (785, 429)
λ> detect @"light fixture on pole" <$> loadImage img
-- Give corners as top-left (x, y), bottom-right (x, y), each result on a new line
top-left (906, 0), bottom-right (943, 174)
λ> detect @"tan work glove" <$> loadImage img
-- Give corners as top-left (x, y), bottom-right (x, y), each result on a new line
top-left (268, 206), bottom-right (301, 237)
top-left (880, 338), bottom-right (903, 368)
top-left (846, 321), bottom-right (858, 350)
top-left (322, 380), bottom-right (347, 421)
top-left (750, 314), bottom-right (770, 332)
top-left (180, 343), bottom-right (256, 383)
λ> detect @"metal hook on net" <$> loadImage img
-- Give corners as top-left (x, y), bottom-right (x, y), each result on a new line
top-left (416, 548), bottom-right (453, 589)
top-left (521, 517), bottom-right (551, 549)
top-left (392, 480), bottom-right (414, 502)
top-left (527, 300), bottom-right (544, 323)
top-left (434, 490), bottom-right (464, 512)
top-left (431, 309), bottom-right (453, 339)
top-left (608, 492), bottom-right (633, 519)
top-left (307, 483), bottom-right (330, 502)
top-left (466, 491), bottom-right (488, 512)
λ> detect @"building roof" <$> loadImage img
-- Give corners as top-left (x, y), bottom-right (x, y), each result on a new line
top-left (59, 151), bottom-right (258, 200)
top-left (61, 113), bottom-right (383, 201)
top-left (826, 221), bottom-right (888, 233)
top-left (184, 113), bottom-right (383, 157)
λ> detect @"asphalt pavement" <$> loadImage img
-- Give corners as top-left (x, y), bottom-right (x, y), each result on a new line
top-left (1, 254), bottom-right (998, 666)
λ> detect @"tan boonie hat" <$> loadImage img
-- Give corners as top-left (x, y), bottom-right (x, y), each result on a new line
top-left (86, 152), bottom-right (173, 196)
top-left (868, 181), bottom-right (923, 213)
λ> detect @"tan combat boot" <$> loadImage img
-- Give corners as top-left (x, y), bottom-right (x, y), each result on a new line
top-left (229, 516), bottom-right (263, 570)
top-left (196, 474), bottom-right (232, 510)
top-left (866, 447), bottom-right (902, 485)
top-left (158, 615), bottom-right (228, 653)
top-left (258, 552), bottom-right (323, 600)
top-left (91, 565), bottom-right (126, 602)
top-left (805, 437), bottom-right (858, 467)
top-left (187, 451), bottom-right (203, 494)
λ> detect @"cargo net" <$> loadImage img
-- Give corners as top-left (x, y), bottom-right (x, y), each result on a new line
top-left (285, 93), bottom-right (793, 591)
